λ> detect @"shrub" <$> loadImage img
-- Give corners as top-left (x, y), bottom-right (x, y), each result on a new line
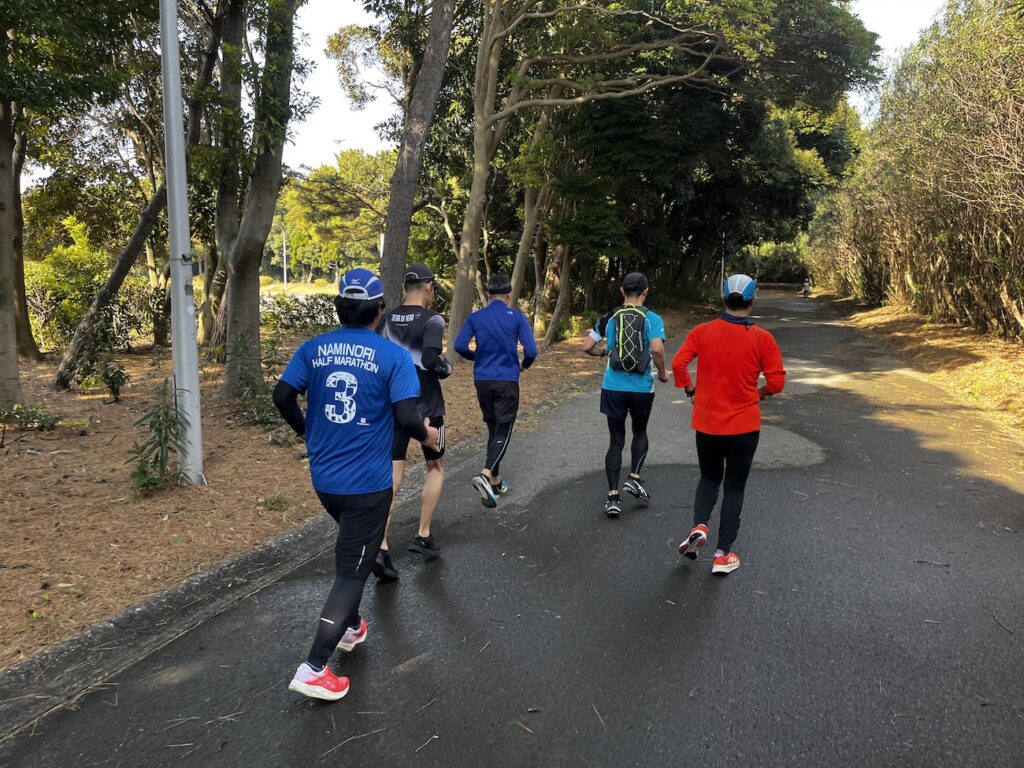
top-left (80, 353), bottom-right (130, 402)
top-left (313, 277), bottom-right (329, 288)
top-left (260, 293), bottom-right (336, 332)
top-left (25, 217), bottom-right (151, 351)
top-left (1, 404), bottom-right (59, 431)
top-left (232, 335), bottom-right (284, 429)
top-left (259, 275), bottom-right (275, 288)
top-left (127, 380), bottom-right (187, 491)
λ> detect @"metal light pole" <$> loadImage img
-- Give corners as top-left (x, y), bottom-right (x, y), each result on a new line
top-left (159, 0), bottom-right (205, 485)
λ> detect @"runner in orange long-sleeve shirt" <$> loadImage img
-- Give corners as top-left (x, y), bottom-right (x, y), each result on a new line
top-left (672, 274), bottom-right (785, 575)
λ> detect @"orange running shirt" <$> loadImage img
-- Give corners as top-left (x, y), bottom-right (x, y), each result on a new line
top-left (672, 316), bottom-right (786, 435)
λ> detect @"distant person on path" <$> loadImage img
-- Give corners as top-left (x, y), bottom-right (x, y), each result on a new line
top-left (802, 278), bottom-right (811, 299)
top-left (273, 268), bottom-right (440, 701)
top-left (378, 263), bottom-right (452, 579)
top-left (672, 274), bottom-right (785, 575)
top-left (454, 273), bottom-right (537, 508)
top-left (581, 272), bottom-right (668, 518)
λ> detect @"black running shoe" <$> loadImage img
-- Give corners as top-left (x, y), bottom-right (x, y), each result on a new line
top-left (623, 476), bottom-right (651, 502)
top-left (604, 496), bottom-right (622, 518)
top-left (472, 474), bottom-right (499, 508)
top-left (491, 479), bottom-right (509, 495)
top-left (372, 549), bottom-right (399, 581)
top-left (408, 535), bottom-right (441, 560)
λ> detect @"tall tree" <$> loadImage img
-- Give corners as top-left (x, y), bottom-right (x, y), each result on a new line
top-left (379, 0), bottom-right (456, 309)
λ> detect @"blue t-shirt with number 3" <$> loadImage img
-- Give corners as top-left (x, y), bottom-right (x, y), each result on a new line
top-left (281, 326), bottom-right (419, 495)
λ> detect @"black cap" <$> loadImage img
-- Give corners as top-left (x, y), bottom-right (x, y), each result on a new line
top-left (622, 272), bottom-right (648, 294)
top-left (487, 273), bottom-right (512, 295)
top-left (403, 263), bottom-right (435, 285)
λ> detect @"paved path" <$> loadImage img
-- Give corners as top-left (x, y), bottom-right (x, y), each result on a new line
top-left (3, 297), bottom-right (1023, 767)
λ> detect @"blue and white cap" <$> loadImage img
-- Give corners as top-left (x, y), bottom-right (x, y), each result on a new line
top-left (338, 268), bottom-right (384, 301)
top-left (723, 274), bottom-right (757, 301)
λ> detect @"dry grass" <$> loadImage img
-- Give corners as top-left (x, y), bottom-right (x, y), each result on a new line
top-left (836, 299), bottom-right (1024, 430)
top-left (0, 306), bottom-right (700, 673)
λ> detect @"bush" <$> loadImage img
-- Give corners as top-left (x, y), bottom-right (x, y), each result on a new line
top-left (313, 277), bottom-right (329, 288)
top-left (127, 380), bottom-right (187, 491)
top-left (261, 293), bottom-right (336, 332)
top-left (1, 404), bottom-right (59, 431)
top-left (569, 311), bottom-right (600, 338)
top-left (80, 353), bottom-right (130, 402)
top-left (24, 217), bottom-right (151, 351)
top-left (259, 275), bottom-right (275, 288)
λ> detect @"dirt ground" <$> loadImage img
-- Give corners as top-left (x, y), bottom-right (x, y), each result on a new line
top-left (0, 307), bottom-right (703, 673)
top-left (833, 299), bottom-right (1024, 431)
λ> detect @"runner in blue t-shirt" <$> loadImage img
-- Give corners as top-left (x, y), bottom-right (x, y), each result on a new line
top-left (273, 268), bottom-right (440, 702)
top-left (581, 272), bottom-right (668, 517)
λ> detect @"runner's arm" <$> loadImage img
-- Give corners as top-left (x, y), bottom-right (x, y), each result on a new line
top-left (672, 330), bottom-right (699, 392)
top-left (581, 331), bottom-right (606, 357)
top-left (454, 316), bottom-right (475, 361)
top-left (519, 314), bottom-right (538, 369)
top-left (272, 380), bottom-right (305, 437)
top-left (761, 333), bottom-right (786, 396)
top-left (393, 398), bottom-right (429, 441)
top-left (650, 337), bottom-right (669, 382)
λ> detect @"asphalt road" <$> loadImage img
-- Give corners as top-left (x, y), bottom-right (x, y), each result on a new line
top-left (3, 296), bottom-right (1023, 767)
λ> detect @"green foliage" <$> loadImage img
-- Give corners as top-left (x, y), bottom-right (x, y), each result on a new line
top-left (261, 293), bottom-right (336, 332)
top-left (127, 381), bottom-right (187, 492)
top-left (80, 354), bottom-right (130, 402)
top-left (232, 335), bottom-right (285, 429)
top-left (23, 217), bottom-right (150, 351)
top-left (809, 0), bottom-right (1024, 337)
top-left (1, 404), bottom-right (59, 431)
top-left (259, 275), bottom-right (275, 288)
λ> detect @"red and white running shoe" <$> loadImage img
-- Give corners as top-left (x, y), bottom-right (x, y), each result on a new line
top-left (288, 663), bottom-right (350, 701)
top-left (712, 551), bottom-right (741, 575)
top-left (338, 619), bottom-right (367, 652)
top-left (678, 524), bottom-right (709, 560)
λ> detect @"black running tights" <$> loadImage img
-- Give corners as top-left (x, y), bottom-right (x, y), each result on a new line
top-left (484, 419), bottom-right (515, 477)
top-left (306, 488), bottom-right (392, 669)
top-left (693, 431), bottom-right (760, 553)
top-left (605, 414), bottom-right (650, 493)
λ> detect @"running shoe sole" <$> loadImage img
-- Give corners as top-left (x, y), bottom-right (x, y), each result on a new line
top-left (623, 480), bottom-right (651, 502)
top-left (605, 501), bottom-right (622, 518)
top-left (338, 630), bottom-right (367, 653)
top-left (712, 561), bottom-right (740, 575)
top-left (679, 531), bottom-right (706, 560)
top-left (372, 554), bottom-right (399, 581)
top-left (409, 541), bottom-right (441, 560)
top-left (288, 680), bottom-right (349, 701)
top-left (472, 475), bottom-right (498, 508)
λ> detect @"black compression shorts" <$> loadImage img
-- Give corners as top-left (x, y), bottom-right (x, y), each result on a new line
top-left (475, 380), bottom-right (520, 424)
top-left (393, 414), bottom-right (446, 461)
top-left (600, 389), bottom-right (655, 421)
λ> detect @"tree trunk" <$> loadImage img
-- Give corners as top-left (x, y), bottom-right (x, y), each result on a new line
top-left (0, 99), bottom-right (24, 410)
top-left (445, 3), bottom-right (506, 350)
top-left (198, 255), bottom-right (226, 347)
top-left (543, 245), bottom-right (573, 347)
top-left (531, 231), bottom-right (549, 333)
top-left (12, 127), bottom-right (41, 360)
top-left (379, 0), bottom-right (456, 310)
top-left (221, 0), bottom-right (296, 395)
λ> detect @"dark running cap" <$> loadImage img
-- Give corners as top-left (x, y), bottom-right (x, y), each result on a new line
top-left (404, 263), bottom-right (435, 285)
top-left (622, 272), bottom-right (649, 294)
top-left (487, 273), bottom-right (512, 295)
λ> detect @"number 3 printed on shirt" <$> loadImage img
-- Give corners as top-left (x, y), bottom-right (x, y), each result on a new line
top-left (325, 371), bottom-right (359, 424)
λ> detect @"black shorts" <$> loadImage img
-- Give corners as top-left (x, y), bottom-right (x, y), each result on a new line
top-left (393, 414), bottom-right (446, 461)
top-left (475, 380), bottom-right (520, 424)
top-left (600, 389), bottom-right (655, 421)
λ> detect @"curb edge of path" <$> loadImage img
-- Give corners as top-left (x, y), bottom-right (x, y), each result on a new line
top-left (0, 370), bottom-right (599, 743)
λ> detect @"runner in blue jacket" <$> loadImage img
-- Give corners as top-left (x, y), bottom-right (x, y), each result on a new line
top-left (454, 273), bottom-right (537, 508)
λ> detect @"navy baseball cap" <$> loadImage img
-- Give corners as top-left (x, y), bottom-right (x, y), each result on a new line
top-left (723, 274), bottom-right (757, 301)
top-left (622, 272), bottom-right (649, 294)
top-left (338, 268), bottom-right (384, 301)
